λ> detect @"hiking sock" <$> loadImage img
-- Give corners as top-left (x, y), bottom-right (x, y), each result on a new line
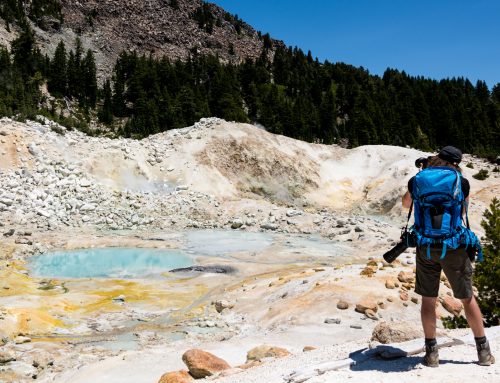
top-left (475, 336), bottom-right (487, 346)
top-left (425, 338), bottom-right (437, 347)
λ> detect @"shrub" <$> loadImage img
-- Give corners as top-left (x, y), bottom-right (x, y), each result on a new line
top-left (474, 198), bottom-right (500, 326)
top-left (466, 163), bottom-right (474, 169)
top-left (472, 169), bottom-right (489, 180)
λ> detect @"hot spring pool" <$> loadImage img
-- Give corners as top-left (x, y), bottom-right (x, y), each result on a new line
top-left (29, 248), bottom-right (193, 279)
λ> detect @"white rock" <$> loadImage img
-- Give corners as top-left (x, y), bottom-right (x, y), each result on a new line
top-left (36, 209), bottom-right (52, 218)
top-left (80, 203), bottom-right (96, 212)
top-left (0, 198), bottom-right (14, 206)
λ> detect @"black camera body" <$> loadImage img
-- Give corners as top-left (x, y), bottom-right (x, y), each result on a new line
top-left (415, 157), bottom-right (429, 169)
top-left (383, 230), bottom-right (417, 263)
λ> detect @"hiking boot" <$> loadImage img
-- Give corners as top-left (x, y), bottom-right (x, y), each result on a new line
top-left (423, 344), bottom-right (439, 367)
top-left (477, 341), bottom-right (495, 366)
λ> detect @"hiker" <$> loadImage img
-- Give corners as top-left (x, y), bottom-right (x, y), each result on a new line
top-left (401, 146), bottom-right (495, 367)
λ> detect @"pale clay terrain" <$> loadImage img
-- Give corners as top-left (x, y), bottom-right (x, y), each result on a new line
top-left (0, 117), bottom-right (499, 383)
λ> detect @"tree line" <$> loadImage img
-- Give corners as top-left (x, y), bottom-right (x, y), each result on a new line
top-left (106, 46), bottom-right (499, 156)
top-left (0, 25), bottom-right (97, 120)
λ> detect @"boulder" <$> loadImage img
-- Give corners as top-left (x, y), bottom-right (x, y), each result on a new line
top-left (371, 321), bottom-right (423, 344)
top-left (182, 349), bottom-right (230, 379)
top-left (246, 345), bottom-right (291, 362)
top-left (441, 296), bottom-right (463, 316)
top-left (158, 371), bottom-right (194, 383)
top-left (355, 299), bottom-right (378, 314)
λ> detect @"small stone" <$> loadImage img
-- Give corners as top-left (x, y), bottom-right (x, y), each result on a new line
top-left (214, 300), bottom-right (234, 313)
top-left (260, 223), bottom-right (278, 231)
top-left (14, 336), bottom-right (31, 344)
top-left (350, 324), bottom-right (362, 329)
top-left (231, 220), bottom-right (243, 229)
top-left (15, 237), bottom-right (32, 245)
top-left (3, 229), bottom-right (15, 237)
top-left (337, 300), bottom-right (349, 310)
top-left (112, 295), bottom-right (126, 302)
top-left (355, 299), bottom-right (378, 314)
top-left (324, 318), bottom-right (341, 324)
top-left (398, 271), bottom-right (415, 283)
top-left (385, 279), bottom-right (396, 289)
top-left (411, 297), bottom-right (419, 304)
top-left (303, 346), bottom-right (316, 352)
top-left (364, 309), bottom-right (378, 321)
top-left (399, 292), bottom-right (409, 301)
top-left (0, 350), bottom-right (16, 364)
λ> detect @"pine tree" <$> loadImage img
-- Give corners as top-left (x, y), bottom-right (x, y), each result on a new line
top-left (82, 49), bottom-right (97, 108)
top-left (48, 40), bottom-right (67, 96)
top-left (474, 198), bottom-right (500, 326)
top-left (98, 79), bottom-right (113, 125)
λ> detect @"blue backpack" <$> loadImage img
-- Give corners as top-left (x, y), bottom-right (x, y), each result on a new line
top-left (409, 167), bottom-right (483, 260)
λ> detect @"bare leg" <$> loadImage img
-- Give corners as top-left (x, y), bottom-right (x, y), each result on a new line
top-left (461, 296), bottom-right (485, 337)
top-left (421, 296), bottom-right (438, 338)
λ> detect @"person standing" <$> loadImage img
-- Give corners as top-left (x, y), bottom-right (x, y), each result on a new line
top-left (402, 146), bottom-right (495, 367)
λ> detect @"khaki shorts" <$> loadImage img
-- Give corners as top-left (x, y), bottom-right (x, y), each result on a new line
top-left (415, 246), bottom-right (473, 299)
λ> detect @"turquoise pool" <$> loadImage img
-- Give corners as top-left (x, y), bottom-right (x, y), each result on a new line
top-left (29, 248), bottom-right (192, 279)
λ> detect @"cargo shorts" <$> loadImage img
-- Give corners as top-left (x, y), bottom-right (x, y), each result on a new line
top-left (415, 246), bottom-right (473, 299)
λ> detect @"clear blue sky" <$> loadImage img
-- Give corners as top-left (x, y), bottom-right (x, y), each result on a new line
top-left (212, 0), bottom-right (500, 87)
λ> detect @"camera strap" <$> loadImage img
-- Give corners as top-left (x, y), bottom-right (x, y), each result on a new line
top-left (404, 200), bottom-right (414, 232)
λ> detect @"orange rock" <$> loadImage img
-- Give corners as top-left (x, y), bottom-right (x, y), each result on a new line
top-left (355, 299), bottom-right (378, 313)
top-left (158, 371), bottom-right (193, 383)
top-left (182, 349), bottom-right (231, 379)
top-left (246, 345), bottom-right (291, 362)
top-left (400, 292), bottom-right (409, 301)
top-left (398, 271), bottom-right (415, 283)
top-left (441, 296), bottom-right (463, 316)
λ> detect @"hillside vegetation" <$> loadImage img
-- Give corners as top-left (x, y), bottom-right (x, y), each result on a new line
top-left (1, 1), bottom-right (499, 156)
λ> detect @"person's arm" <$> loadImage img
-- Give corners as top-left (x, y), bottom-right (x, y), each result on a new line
top-left (402, 191), bottom-right (412, 208)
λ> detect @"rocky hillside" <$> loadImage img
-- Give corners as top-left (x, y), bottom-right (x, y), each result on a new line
top-left (22, 0), bottom-right (283, 80)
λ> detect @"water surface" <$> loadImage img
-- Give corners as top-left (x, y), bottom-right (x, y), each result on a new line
top-left (30, 248), bottom-right (192, 279)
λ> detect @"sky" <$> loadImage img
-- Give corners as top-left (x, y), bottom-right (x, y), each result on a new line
top-left (212, 0), bottom-right (500, 88)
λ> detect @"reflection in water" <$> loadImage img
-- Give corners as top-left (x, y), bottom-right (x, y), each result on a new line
top-left (29, 248), bottom-right (192, 279)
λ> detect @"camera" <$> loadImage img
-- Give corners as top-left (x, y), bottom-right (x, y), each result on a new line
top-left (383, 230), bottom-right (417, 263)
top-left (415, 157), bottom-right (429, 169)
